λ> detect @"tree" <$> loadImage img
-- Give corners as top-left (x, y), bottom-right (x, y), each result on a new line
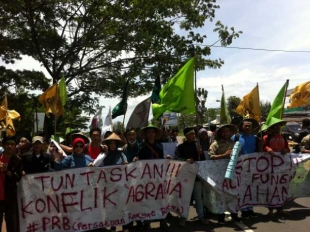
top-left (226, 95), bottom-right (241, 125)
top-left (0, 66), bottom-right (50, 95)
top-left (178, 113), bottom-right (196, 132)
top-left (207, 108), bottom-right (220, 122)
top-left (260, 101), bottom-right (271, 121)
top-left (0, 0), bottom-right (241, 114)
top-left (113, 121), bottom-right (125, 133)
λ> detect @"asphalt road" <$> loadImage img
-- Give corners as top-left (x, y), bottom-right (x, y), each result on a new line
top-left (113, 197), bottom-right (310, 232)
top-left (3, 197), bottom-right (309, 232)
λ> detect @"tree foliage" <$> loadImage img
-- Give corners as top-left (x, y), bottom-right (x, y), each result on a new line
top-left (0, 0), bottom-right (241, 114)
top-left (260, 101), bottom-right (271, 121)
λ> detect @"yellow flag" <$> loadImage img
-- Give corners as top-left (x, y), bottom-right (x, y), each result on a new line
top-left (0, 96), bottom-right (8, 120)
top-left (0, 96), bottom-right (20, 136)
top-left (289, 81), bottom-right (310, 108)
top-left (235, 100), bottom-right (245, 116)
top-left (38, 84), bottom-right (63, 116)
top-left (235, 85), bottom-right (261, 122)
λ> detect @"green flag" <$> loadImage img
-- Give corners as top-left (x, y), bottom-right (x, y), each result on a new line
top-left (261, 80), bottom-right (288, 131)
top-left (152, 58), bottom-right (196, 119)
top-left (151, 76), bottom-right (161, 103)
top-left (112, 79), bottom-right (129, 119)
top-left (220, 85), bottom-right (231, 124)
top-left (59, 76), bottom-right (68, 107)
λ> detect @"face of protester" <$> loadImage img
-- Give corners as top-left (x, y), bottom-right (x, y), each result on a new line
top-left (270, 123), bottom-right (282, 134)
top-left (91, 130), bottom-right (101, 144)
top-left (146, 129), bottom-right (156, 144)
top-left (73, 142), bottom-right (84, 155)
top-left (108, 141), bottom-right (117, 151)
top-left (3, 140), bottom-right (17, 156)
top-left (126, 132), bottom-right (137, 144)
top-left (32, 141), bottom-right (43, 154)
top-left (199, 132), bottom-right (208, 141)
top-left (220, 127), bottom-right (232, 140)
top-left (186, 132), bottom-right (196, 142)
top-left (19, 137), bottom-right (30, 150)
top-left (242, 122), bottom-right (253, 135)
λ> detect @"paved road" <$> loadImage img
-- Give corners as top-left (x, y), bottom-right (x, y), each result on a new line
top-left (114, 197), bottom-right (310, 232)
top-left (4, 197), bottom-right (308, 232)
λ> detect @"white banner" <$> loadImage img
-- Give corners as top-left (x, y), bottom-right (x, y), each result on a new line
top-left (18, 160), bottom-right (197, 232)
top-left (198, 153), bottom-right (310, 213)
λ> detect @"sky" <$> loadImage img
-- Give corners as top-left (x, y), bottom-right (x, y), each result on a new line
top-left (3, 0), bottom-right (310, 125)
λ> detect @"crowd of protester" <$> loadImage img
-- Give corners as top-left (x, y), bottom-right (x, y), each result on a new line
top-left (0, 118), bottom-right (310, 232)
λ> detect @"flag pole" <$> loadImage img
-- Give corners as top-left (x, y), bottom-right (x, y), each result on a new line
top-left (256, 83), bottom-right (261, 123)
top-left (54, 82), bottom-right (59, 137)
top-left (194, 58), bottom-right (199, 126)
top-left (122, 107), bottom-right (127, 132)
top-left (4, 94), bottom-right (8, 136)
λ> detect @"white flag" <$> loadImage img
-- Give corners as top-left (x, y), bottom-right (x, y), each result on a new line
top-left (102, 106), bottom-right (113, 136)
top-left (126, 97), bottom-right (151, 130)
top-left (90, 107), bottom-right (104, 129)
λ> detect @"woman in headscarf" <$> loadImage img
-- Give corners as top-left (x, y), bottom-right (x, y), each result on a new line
top-left (54, 134), bottom-right (93, 170)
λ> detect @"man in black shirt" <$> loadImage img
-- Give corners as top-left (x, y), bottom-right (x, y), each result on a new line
top-left (22, 136), bottom-right (52, 174)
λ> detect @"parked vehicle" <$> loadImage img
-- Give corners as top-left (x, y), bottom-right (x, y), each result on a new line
top-left (281, 121), bottom-right (301, 141)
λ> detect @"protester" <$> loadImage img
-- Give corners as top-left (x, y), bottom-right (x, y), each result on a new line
top-left (0, 136), bottom-right (23, 232)
top-left (170, 128), bottom-right (179, 143)
top-left (231, 119), bottom-right (261, 218)
top-left (93, 133), bottom-right (128, 232)
top-left (159, 127), bottom-right (173, 143)
top-left (175, 127), bottom-right (209, 227)
top-left (123, 128), bottom-right (141, 163)
top-left (64, 127), bottom-right (80, 146)
top-left (263, 118), bottom-right (290, 216)
top-left (297, 118), bottom-right (310, 142)
top-left (135, 124), bottom-right (170, 231)
top-left (198, 128), bottom-right (210, 159)
top-left (209, 124), bottom-right (241, 224)
top-left (60, 131), bottom-right (93, 156)
top-left (22, 136), bottom-right (53, 174)
top-left (103, 130), bottom-right (113, 139)
top-left (16, 135), bottom-right (32, 157)
top-left (84, 127), bottom-right (104, 159)
top-left (93, 133), bottom-right (128, 167)
top-left (136, 124), bottom-right (170, 160)
top-left (296, 118), bottom-right (310, 152)
top-left (54, 134), bottom-right (93, 170)
top-left (301, 133), bottom-right (310, 153)
top-left (209, 124), bottom-right (217, 142)
top-left (33, 131), bottom-right (49, 153)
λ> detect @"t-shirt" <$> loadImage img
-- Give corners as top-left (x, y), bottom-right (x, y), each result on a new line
top-left (263, 134), bottom-right (288, 152)
top-left (86, 145), bottom-right (101, 159)
top-left (231, 133), bottom-right (257, 155)
top-left (0, 154), bottom-right (10, 200)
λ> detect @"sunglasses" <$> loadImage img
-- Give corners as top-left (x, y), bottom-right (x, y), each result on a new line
top-left (74, 145), bottom-right (84, 148)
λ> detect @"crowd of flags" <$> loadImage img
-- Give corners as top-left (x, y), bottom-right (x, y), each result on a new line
top-left (0, 58), bottom-right (309, 137)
